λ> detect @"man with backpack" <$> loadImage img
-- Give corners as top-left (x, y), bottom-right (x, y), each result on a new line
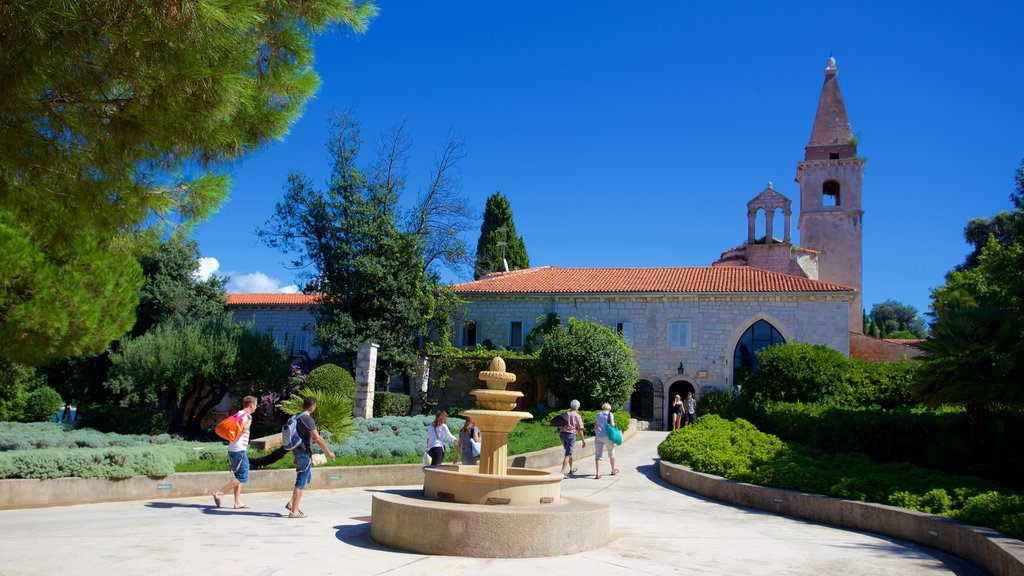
top-left (285, 396), bottom-right (334, 519)
top-left (212, 396), bottom-right (257, 509)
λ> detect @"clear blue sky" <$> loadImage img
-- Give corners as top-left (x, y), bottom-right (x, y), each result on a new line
top-left (192, 1), bottom-right (1024, 317)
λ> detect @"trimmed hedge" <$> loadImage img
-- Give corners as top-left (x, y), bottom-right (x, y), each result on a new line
top-left (0, 422), bottom-right (175, 452)
top-left (78, 405), bottom-right (171, 435)
top-left (0, 444), bottom-right (208, 479)
top-left (658, 416), bottom-right (1024, 540)
top-left (306, 363), bottom-right (356, 399)
top-left (537, 409), bottom-right (631, 436)
top-left (374, 391), bottom-right (411, 417)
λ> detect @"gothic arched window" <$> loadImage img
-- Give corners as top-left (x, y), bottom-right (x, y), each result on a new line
top-left (733, 320), bottom-right (785, 385)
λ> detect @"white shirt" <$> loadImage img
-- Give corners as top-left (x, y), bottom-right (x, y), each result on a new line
top-left (226, 410), bottom-right (252, 452)
top-left (426, 423), bottom-right (457, 450)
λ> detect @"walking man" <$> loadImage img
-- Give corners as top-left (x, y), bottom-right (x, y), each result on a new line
top-left (213, 395), bottom-right (257, 509)
top-left (286, 396), bottom-right (335, 518)
top-left (558, 399), bottom-right (586, 478)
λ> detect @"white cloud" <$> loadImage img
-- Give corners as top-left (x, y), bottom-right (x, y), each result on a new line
top-left (228, 271), bottom-right (299, 294)
top-left (194, 257), bottom-right (220, 281)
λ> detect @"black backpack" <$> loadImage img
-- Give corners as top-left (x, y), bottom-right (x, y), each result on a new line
top-left (550, 412), bottom-right (569, 427)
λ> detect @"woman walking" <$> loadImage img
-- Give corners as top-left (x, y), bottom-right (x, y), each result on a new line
top-left (670, 394), bottom-right (683, 430)
top-left (455, 416), bottom-right (481, 465)
top-left (425, 411), bottom-right (457, 466)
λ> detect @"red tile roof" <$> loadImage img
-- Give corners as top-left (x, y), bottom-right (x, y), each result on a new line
top-left (226, 293), bottom-right (320, 306)
top-left (451, 266), bottom-right (854, 294)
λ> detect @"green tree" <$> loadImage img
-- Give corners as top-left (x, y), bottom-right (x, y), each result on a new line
top-left (133, 235), bottom-right (227, 337)
top-left (107, 314), bottom-right (289, 436)
top-left (958, 211), bottom-right (1020, 272)
top-left (0, 1), bottom-right (376, 366)
top-left (473, 192), bottom-right (530, 279)
top-left (869, 300), bottom-right (927, 338)
top-left (258, 112), bottom-right (437, 377)
top-left (539, 318), bottom-right (638, 409)
top-left (911, 305), bottom-right (1024, 444)
top-left (305, 363), bottom-right (356, 400)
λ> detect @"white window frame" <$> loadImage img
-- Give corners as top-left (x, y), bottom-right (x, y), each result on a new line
top-left (614, 320), bottom-right (634, 345)
top-left (668, 320), bottom-right (691, 349)
top-left (508, 320), bottom-right (526, 349)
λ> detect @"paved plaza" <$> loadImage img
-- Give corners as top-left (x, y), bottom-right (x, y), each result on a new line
top-left (0, 431), bottom-right (982, 575)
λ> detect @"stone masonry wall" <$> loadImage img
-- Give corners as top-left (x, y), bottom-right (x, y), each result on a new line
top-left (228, 304), bottom-right (319, 358)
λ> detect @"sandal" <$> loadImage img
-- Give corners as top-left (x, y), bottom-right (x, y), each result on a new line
top-left (611, 469), bottom-right (620, 475)
top-left (234, 504), bottom-right (250, 509)
top-left (212, 493), bottom-right (222, 508)
top-left (288, 511), bottom-right (307, 519)
top-left (570, 468), bottom-right (578, 474)
top-left (285, 502), bottom-right (303, 515)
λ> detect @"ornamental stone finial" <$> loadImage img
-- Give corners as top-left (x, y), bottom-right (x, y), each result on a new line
top-left (826, 56), bottom-right (837, 71)
top-left (767, 181), bottom-right (774, 189)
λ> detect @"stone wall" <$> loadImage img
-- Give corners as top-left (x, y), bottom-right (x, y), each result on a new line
top-left (849, 332), bottom-right (924, 362)
top-left (228, 304), bottom-right (319, 358)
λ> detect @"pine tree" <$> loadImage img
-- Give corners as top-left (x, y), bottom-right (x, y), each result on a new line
top-left (474, 192), bottom-right (530, 279)
top-left (0, 1), bottom-right (376, 366)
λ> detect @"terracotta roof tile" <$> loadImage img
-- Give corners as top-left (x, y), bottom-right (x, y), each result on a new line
top-left (226, 293), bottom-right (320, 306)
top-left (451, 266), bottom-right (854, 294)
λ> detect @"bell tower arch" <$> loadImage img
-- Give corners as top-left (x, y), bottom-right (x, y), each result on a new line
top-left (797, 57), bottom-right (865, 333)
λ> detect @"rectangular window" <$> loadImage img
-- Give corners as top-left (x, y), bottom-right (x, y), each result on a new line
top-left (509, 321), bottom-right (524, 348)
top-left (615, 320), bottom-right (633, 345)
top-left (668, 321), bottom-right (690, 348)
top-left (461, 320), bottom-right (477, 348)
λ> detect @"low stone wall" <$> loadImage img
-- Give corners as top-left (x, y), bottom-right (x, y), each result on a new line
top-left (659, 460), bottom-right (1024, 576)
top-left (0, 420), bottom-right (638, 510)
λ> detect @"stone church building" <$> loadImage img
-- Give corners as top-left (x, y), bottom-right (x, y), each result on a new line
top-left (227, 58), bottom-right (920, 430)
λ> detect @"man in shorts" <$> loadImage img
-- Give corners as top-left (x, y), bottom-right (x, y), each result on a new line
top-left (558, 399), bottom-right (586, 478)
top-left (286, 396), bottom-right (335, 518)
top-left (213, 395), bottom-right (257, 509)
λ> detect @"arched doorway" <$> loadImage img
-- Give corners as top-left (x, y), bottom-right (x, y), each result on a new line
top-left (666, 380), bottom-right (695, 430)
top-left (733, 319), bottom-right (785, 386)
top-left (629, 380), bottom-right (654, 423)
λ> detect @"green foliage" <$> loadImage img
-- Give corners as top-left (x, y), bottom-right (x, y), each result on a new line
top-left (0, 361), bottom-right (46, 421)
top-left (305, 364), bottom-right (356, 399)
top-left (539, 318), bottom-right (638, 409)
top-left (259, 112), bottom-right (440, 375)
top-left (132, 235), bottom-right (227, 337)
top-left (658, 416), bottom-right (1024, 540)
top-left (0, 1), bottom-right (376, 366)
top-left (0, 444), bottom-right (209, 480)
top-left (696, 390), bottom-right (733, 417)
top-left (19, 386), bottom-right (63, 423)
top-left (539, 410), bottom-right (631, 436)
top-left (0, 422), bottom-right (175, 452)
top-left (657, 416), bottom-right (785, 478)
top-left (374, 391), bottom-right (412, 417)
top-left (473, 191), bottom-right (530, 279)
top-left (869, 300), bottom-right (927, 338)
top-left (524, 313), bottom-right (560, 353)
top-left (77, 405), bottom-right (172, 436)
top-left (107, 314), bottom-right (289, 435)
top-left (741, 342), bottom-right (917, 409)
top-left (278, 386), bottom-right (356, 444)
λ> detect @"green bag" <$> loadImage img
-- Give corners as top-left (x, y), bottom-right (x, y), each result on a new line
top-left (605, 416), bottom-right (623, 445)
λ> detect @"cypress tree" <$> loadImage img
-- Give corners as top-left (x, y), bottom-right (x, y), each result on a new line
top-left (474, 192), bottom-right (530, 279)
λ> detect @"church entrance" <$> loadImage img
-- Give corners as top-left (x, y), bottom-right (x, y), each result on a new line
top-left (629, 380), bottom-right (654, 424)
top-left (666, 380), bottom-right (695, 430)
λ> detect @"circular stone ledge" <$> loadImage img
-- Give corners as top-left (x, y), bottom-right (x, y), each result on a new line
top-left (370, 491), bottom-right (609, 558)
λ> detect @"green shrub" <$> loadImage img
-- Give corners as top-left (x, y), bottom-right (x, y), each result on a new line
top-left (539, 409), bottom-right (630, 435)
top-left (0, 422), bottom-right (174, 451)
top-left (0, 443), bottom-right (209, 479)
top-left (374, 391), bottom-right (411, 417)
top-left (78, 405), bottom-right (171, 435)
top-left (539, 318), bottom-right (638, 409)
top-left (657, 415), bottom-right (784, 479)
top-left (696, 390), bottom-right (733, 416)
top-left (18, 386), bottom-right (63, 422)
top-left (305, 363), bottom-right (356, 399)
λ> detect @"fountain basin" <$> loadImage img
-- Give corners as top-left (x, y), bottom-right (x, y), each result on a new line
top-left (371, 490), bottom-right (609, 558)
top-left (423, 465), bottom-right (562, 506)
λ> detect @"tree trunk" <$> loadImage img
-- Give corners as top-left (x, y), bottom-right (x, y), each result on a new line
top-left (250, 446), bottom-right (289, 469)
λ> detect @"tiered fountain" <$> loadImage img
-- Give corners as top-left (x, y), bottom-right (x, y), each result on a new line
top-left (370, 357), bottom-right (609, 558)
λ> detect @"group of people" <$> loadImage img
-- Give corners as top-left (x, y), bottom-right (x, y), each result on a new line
top-left (213, 395), bottom-right (334, 518)
top-left (670, 391), bottom-right (696, 430)
top-left (214, 395), bottom-right (630, 514)
top-left (424, 400), bottom-right (621, 480)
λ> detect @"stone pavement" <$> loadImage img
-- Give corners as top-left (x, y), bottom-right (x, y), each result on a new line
top-left (0, 431), bottom-right (983, 575)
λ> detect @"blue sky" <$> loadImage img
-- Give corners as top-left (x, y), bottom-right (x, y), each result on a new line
top-left (192, 1), bottom-right (1024, 317)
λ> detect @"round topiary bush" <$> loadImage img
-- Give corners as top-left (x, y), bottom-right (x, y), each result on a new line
top-left (305, 363), bottom-right (356, 399)
top-left (539, 318), bottom-right (638, 409)
top-left (19, 386), bottom-right (64, 422)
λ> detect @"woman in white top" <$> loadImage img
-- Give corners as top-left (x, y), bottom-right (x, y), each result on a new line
top-left (425, 411), bottom-right (457, 466)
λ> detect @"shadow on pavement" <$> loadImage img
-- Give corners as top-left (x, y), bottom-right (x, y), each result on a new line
top-left (144, 501), bottom-right (283, 518)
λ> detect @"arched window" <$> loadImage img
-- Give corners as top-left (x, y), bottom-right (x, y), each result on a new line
top-left (822, 180), bottom-right (841, 207)
top-left (733, 320), bottom-right (785, 385)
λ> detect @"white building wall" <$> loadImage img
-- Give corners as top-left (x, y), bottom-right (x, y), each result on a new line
top-left (229, 305), bottom-right (320, 359)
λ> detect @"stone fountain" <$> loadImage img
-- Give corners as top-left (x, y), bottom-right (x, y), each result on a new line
top-left (370, 357), bottom-right (609, 557)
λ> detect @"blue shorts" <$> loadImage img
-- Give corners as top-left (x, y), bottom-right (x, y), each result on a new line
top-left (560, 431), bottom-right (576, 457)
top-left (293, 451), bottom-right (312, 489)
top-left (228, 450), bottom-right (249, 483)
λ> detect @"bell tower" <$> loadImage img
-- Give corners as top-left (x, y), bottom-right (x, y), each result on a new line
top-left (797, 57), bottom-right (865, 333)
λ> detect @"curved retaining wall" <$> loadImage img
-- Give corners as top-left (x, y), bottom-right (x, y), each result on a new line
top-left (659, 460), bottom-right (1024, 576)
top-left (0, 422), bottom-right (637, 510)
